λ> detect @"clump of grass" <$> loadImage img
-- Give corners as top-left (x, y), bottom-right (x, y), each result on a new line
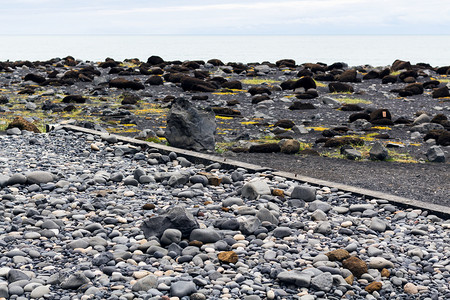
top-left (241, 78), bottom-right (281, 85)
top-left (307, 126), bottom-right (329, 132)
top-left (145, 137), bottom-right (161, 143)
top-left (337, 97), bottom-right (372, 105)
top-left (215, 116), bottom-right (234, 120)
top-left (313, 80), bottom-right (327, 88)
top-left (321, 143), bottom-right (418, 163)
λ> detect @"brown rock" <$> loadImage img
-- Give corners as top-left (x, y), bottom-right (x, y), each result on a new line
top-left (218, 251), bottom-right (238, 264)
top-left (432, 86), bottom-right (450, 98)
top-left (391, 59), bottom-right (411, 71)
top-left (272, 189), bottom-right (284, 197)
top-left (109, 78), bottom-right (145, 90)
top-left (142, 203), bottom-right (155, 210)
top-left (249, 143), bottom-right (281, 153)
top-left (280, 139), bottom-right (300, 154)
top-left (274, 119), bottom-right (295, 128)
top-left (189, 240), bottom-right (203, 247)
top-left (212, 107), bottom-right (241, 117)
top-left (345, 274), bottom-right (354, 285)
top-left (342, 256), bottom-right (368, 278)
top-left (365, 281), bottom-right (382, 293)
top-left (404, 282), bottom-right (419, 294)
top-left (197, 172), bottom-right (222, 186)
top-left (6, 116), bottom-right (41, 133)
top-left (325, 249), bottom-right (350, 261)
top-left (381, 268), bottom-right (390, 278)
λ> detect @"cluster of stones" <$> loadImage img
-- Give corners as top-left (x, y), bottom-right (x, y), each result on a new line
top-left (0, 129), bottom-right (449, 299)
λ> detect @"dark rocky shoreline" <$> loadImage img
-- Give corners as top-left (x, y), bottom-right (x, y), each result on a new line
top-left (0, 56), bottom-right (448, 205)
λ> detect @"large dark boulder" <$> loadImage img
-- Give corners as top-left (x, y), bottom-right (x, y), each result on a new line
top-left (338, 69), bottom-right (358, 82)
top-left (340, 104), bottom-right (363, 111)
top-left (249, 143), bottom-right (281, 153)
top-left (293, 76), bottom-right (316, 90)
top-left (399, 70), bottom-right (418, 82)
top-left (276, 59), bottom-right (296, 68)
top-left (297, 69), bottom-right (314, 77)
top-left (391, 59), bottom-right (411, 71)
top-left (180, 77), bottom-right (217, 92)
top-left (141, 206), bottom-right (199, 239)
top-left (280, 80), bottom-right (296, 90)
top-left (423, 80), bottom-right (440, 89)
top-left (424, 130), bottom-right (450, 146)
top-left (349, 113), bottom-right (371, 123)
top-left (165, 98), bottom-right (216, 151)
top-left (62, 95), bottom-right (86, 104)
top-left (436, 66), bottom-right (450, 75)
top-left (328, 82), bottom-right (354, 93)
top-left (370, 109), bottom-right (392, 122)
top-left (363, 70), bottom-right (380, 80)
top-left (212, 107), bottom-right (241, 117)
top-left (275, 119), bottom-right (295, 128)
top-left (99, 60), bottom-right (119, 68)
top-left (432, 86), bottom-right (450, 98)
top-left (6, 116), bottom-right (41, 133)
top-left (381, 75), bottom-right (398, 84)
top-left (248, 86), bottom-right (272, 96)
top-left (222, 80), bottom-right (242, 90)
top-left (404, 83), bottom-right (424, 95)
top-left (145, 75), bottom-right (164, 86)
top-left (24, 73), bottom-right (46, 84)
top-left (194, 70), bottom-right (209, 79)
top-left (147, 55), bottom-right (164, 65)
top-left (252, 95), bottom-right (271, 104)
top-left (303, 63), bottom-right (326, 73)
top-left (207, 59), bottom-right (224, 66)
top-left (120, 92), bottom-right (140, 105)
top-left (109, 78), bottom-right (145, 90)
top-left (164, 73), bottom-right (185, 83)
top-left (182, 61), bottom-right (201, 69)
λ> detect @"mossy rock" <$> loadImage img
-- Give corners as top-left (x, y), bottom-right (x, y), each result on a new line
top-left (6, 116), bottom-right (41, 133)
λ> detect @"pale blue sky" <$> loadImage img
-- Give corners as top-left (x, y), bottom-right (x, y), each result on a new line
top-left (1, 0), bottom-right (449, 35)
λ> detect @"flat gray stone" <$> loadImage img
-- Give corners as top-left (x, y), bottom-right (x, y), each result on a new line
top-left (427, 146), bottom-right (446, 163)
top-left (26, 171), bottom-right (54, 184)
top-left (170, 281), bottom-right (197, 297)
top-left (161, 229), bottom-right (182, 245)
top-left (369, 257), bottom-right (394, 269)
top-left (189, 228), bottom-right (222, 243)
top-left (60, 272), bottom-right (90, 289)
top-left (241, 179), bottom-right (271, 200)
top-left (311, 272), bottom-right (333, 292)
top-left (291, 185), bottom-right (316, 202)
top-left (132, 275), bottom-right (157, 292)
top-left (277, 271), bottom-right (311, 287)
top-left (370, 217), bottom-right (387, 232)
top-left (30, 285), bottom-right (50, 298)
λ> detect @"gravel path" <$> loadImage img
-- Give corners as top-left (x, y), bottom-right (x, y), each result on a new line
top-left (224, 152), bottom-right (450, 206)
top-left (0, 129), bottom-right (449, 300)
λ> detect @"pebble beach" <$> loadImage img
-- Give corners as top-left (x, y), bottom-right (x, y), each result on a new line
top-left (0, 128), bottom-right (449, 300)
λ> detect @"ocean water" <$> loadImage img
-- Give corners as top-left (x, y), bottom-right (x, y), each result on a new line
top-left (1, 35), bottom-right (449, 67)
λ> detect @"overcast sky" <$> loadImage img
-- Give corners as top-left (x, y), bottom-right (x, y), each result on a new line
top-left (1, 0), bottom-right (449, 35)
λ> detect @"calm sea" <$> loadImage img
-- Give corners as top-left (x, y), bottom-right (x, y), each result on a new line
top-left (1, 35), bottom-right (449, 67)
